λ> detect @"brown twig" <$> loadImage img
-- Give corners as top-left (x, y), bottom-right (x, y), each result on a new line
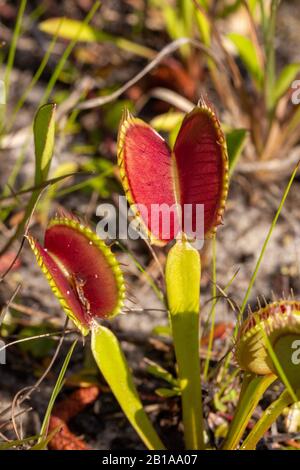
top-left (78, 37), bottom-right (221, 111)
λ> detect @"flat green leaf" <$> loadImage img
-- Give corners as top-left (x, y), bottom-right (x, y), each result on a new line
top-left (91, 324), bottom-right (165, 450)
top-left (154, 1), bottom-right (185, 41)
top-left (219, 0), bottom-right (243, 18)
top-left (248, 0), bottom-right (259, 13)
top-left (181, 0), bottom-right (193, 38)
top-left (152, 324), bottom-right (172, 337)
top-left (264, 1), bottom-right (280, 111)
top-left (155, 387), bottom-right (181, 398)
top-left (39, 17), bottom-right (105, 42)
top-left (39, 17), bottom-right (155, 59)
top-left (169, 120), bottom-right (183, 148)
top-left (145, 359), bottom-right (178, 387)
top-left (226, 128), bottom-right (248, 176)
top-left (272, 63), bottom-right (300, 106)
top-left (195, 9), bottom-right (211, 46)
top-left (150, 111), bottom-right (184, 132)
top-left (34, 103), bottom-right (56, 185)
top-left (148, 0), bottom-right (188, 56)
top-left (227, 33), bottom-right (263, 88)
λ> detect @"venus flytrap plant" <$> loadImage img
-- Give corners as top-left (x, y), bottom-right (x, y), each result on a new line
top-left (117, 99), bottom-right (229, 449)
top-left (5, 0), bottom-right (300, 453)
top-left (236, 301), bottom-right (300, 386)
top-left (223, 300), bottom-right (300, 450)
top-left (26, 103), bottom-right (164, 449)
top-left (27, 213), bottom-right (165, 450)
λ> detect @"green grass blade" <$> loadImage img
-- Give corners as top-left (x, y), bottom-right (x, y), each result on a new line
top-left (222, 163), bottom-right (299, 379)
top-left (195, 6), bottom-right (211, 46)
top-left (182, 0), bottom-right (194, 39)
top-left (38, 339), bottom-right (78, 444)
top-left (116, 241), bottom-right (164, 303)
top-left (4, 0), bottom-right (27, 100)
top-left (40, 1), bottom-right (101, 104)
top-left (8, 27), bottom-right (60, 131)
top-left (0, 103), bottom-right (57, 253)
top-left (31, 427), bottom-right (61, 450)
top-left (38, 161), bottom-right (78, 225)
top-left (145, 359), bottom-right (178, 387)
top-left (239, 163), bottom-right (299, 321)
top-left (0, 435), bottom-right (39, 450)
top-left (264, 0), bottom-right (280, 112)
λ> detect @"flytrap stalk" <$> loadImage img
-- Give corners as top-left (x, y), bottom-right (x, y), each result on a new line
top-left (117, 99), bottom-right (229, 449)
top-left (166, 239), bottom-right (204, 450)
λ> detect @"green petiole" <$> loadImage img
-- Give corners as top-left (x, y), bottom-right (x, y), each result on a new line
top-left (166, 239), bottom-right (204, 450)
